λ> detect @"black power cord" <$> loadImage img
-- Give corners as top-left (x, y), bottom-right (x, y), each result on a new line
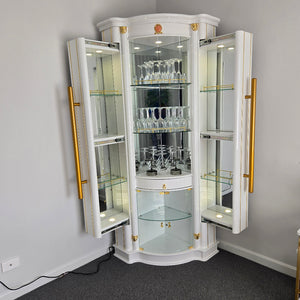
top-left (0, 246), bottom-right (115, 291)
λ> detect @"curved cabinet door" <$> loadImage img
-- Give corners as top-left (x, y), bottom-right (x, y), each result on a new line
top-left (199, 31), bottom-right (254, 233)
top-left (67, 38), bottom-right (129, 237)
top-left (137, 188), bottom-right (193, 254)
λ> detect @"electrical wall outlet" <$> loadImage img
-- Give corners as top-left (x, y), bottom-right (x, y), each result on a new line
top-left (1, 257), bottom-right (20, 272)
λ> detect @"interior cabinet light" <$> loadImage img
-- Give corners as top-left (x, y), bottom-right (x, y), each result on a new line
top-left (228, 47), bottom-right (234, 50)
top-left (109, 218), bottom-right (116, 222)
top-left (100, 213), bottom-right (106, 218)
top-left (134, 47), bottom-right (140, 50)
top-left (155, 50), bottom-right (161, 54)
top-left (225, 209), bottom-right (232, 213)
top-left (216, 214), bottom-right (223, 218)
top-left (155, 40), bottom-right (162, 44)
top-left (217, 44), bottom-right (225, 48)
top-left (177, 45), bottom-right (183, 48)
top-left (86, 53), bottom-right (92, 56)
top-left (96, 50), bottom-right (103, 53)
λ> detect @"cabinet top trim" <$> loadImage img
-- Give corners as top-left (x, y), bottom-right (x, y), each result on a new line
top-left (96, 13), bottom-right (220, 32)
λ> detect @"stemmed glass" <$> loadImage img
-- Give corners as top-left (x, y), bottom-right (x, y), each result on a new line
top-left (175, 58), bottom-right (182, 82)
top-left (137, 64), bottom-right (144, 84)
top-left (178, 106), bottom-right (187, 130)
top-left (149, 107), bottom-right (157, 131)
top-left (136, 108), bottom-right (145, 132)
top-left (140, 147), bottom-right (149, 172)
top-left (157, 107), bottom-right (165, 132)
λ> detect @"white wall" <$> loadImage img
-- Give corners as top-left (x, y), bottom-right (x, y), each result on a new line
top-left (158, 0), bottom-right (300, 269)
top-left (0, 0), bottom-right (155, 298)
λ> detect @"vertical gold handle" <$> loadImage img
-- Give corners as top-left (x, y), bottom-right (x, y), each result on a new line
top-left (244, 78), bottom-right (257, 193)
top-left (68, 86), bottom-right (86, 199)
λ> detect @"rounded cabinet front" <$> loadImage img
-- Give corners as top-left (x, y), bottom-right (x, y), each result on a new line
top-left (136, 188), bottom-right (193, 254)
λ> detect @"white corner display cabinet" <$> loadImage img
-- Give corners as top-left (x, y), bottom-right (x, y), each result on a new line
top-left (67, 13), bottom-right (257, 265)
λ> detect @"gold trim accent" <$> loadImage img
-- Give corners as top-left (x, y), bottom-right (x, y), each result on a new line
top-left (139, 247), bottom-right (144, 251)
top-left (132, 235), bottom-right (138, 242)
top-left (161, 222), bottom-right (163, 228)
top-left (162, 184), bottom-right (167, 190)
top-left (189, 246), bottom-right (193, 250)
top-left (194, 233), bottom-right (201, 240)
top-left (191, 23), bottom-right (199, 31)
top-left (187, 188), bottom-right (192, 191)
top-left (159, 191), bottom-right (170, 195)
top-left (243, 78), bottom-right (257, 193)
top-left (167, 222), bottom-right (171, 228)
top-left (68, 86), bottom-right (87, 200)
top-left (136, 189), bottom-right (141, 193)
top-left (120, 26), bottom-right (127, 34)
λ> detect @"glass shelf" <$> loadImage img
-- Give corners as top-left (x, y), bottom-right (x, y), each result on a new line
top-left (131, 82), bottom-right (191, 89)
top-left (90, 90), bottom-right (122, 97)
top-left (134, 128), bottom-right (191, 134)
top-left (200, 84), bottom-right (234, 93)
top-left (202, 205), bottom-right (233, 228)
top-left (201, 130), bottom-right (233, 141)
top-left (201, 170), bottom-right (233, 185)
top-left (138, 206), bottom-right (191, 222)
top-left (98, 174), bottom-right (127, 190)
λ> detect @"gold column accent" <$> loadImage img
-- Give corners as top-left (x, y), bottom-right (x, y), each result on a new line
top-left (191, 23), bottom-right (199, 31)
top-left (132, 235), bottom-right (138, 242)
top-left (162, 184), bottom-right (167, 190)
top-left (120, 26), bottom-right (127, 34)
top-left (243, 78), bottom-right (257, 193)
top-left (194, 233), bottom-right (201, 240)
top-left (68, 86), bottom-right (87, 200)
top-left (295, 234), bottom-right (300, 300)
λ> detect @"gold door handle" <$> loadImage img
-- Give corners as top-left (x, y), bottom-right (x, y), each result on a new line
top-left (243, 78), bottom-right (257, 193)
top-left (68, 86), bottom-right (87, 199)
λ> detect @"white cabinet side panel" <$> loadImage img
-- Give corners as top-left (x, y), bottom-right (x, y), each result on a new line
top-left (68, 38), bottom-right (101, 238)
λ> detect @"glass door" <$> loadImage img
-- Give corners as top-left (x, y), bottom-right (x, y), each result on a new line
top-left (68, 38), bottom-right (129, 237)
top-left (199, 31), bottom-right (253, 233)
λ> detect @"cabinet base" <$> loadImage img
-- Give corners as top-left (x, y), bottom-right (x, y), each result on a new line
top-left (114, 242), bottom-right (219, 266)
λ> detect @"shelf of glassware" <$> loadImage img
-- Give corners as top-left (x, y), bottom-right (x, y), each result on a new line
top-left (131, 82), bottom-right (191, 90)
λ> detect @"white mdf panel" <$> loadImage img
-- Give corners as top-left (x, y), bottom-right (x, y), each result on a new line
top-left (136, 174), bottom-right (192, 190)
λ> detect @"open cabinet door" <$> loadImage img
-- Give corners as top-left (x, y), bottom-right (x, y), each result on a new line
top-left (67, 38), bottom-right (129, 238)
top-left (199, 31), bottom-right (255, 233)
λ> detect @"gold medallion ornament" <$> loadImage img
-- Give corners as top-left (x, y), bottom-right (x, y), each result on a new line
top-left (154, 24), bottom-right (163, 34)
top-left (120, 26), bottom-right (127, 34)
top-left (194, 233), bottom-right (201, 240)
top-left (191, 23), bottom-right (199, 31)
top-left (132, 235), bottom-right (138, 242)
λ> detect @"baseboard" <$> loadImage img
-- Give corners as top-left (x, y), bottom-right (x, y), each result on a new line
top-left (0, 242), bottom-right (111, 300)
top-left (218, 240), bottom-right (296, 278)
